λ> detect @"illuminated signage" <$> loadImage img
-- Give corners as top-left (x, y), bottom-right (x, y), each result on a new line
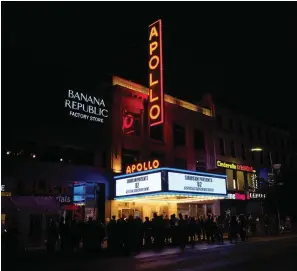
top-left (168, 172), bottom-right (227, 195)
top-left (148, 19), bottom-right (164, 127)
top-left (126, 160), bottom-right (160, 174)
top-left (64, 90), bottom-right (108, 123)
top-left (216, 160), bottom-right (254, 172)
top-left (115, 172), bottom-right (162, 197)
top-left (249, 192), bottom-right (266, 199)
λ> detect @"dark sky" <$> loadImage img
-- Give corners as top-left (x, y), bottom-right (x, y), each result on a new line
top-left (2, 2), bottom-right (297, 132)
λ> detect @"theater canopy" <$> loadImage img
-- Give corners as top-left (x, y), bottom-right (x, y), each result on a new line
top-left (114, 168), bottom-right (227, 202)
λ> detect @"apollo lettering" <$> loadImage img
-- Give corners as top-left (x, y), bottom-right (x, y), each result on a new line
top-left (148, 20), bottom-right (164, 126)
top-left (126, 160), bottom-right (160, 174)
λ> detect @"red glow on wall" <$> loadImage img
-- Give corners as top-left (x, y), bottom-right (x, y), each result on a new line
top-left (148, 19), bottom-right (164, 127)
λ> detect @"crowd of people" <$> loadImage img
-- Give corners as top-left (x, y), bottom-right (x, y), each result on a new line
top-left (3, 212), bottom-right (283, 255)
top-left (46, 213), bottom-right (253, 254)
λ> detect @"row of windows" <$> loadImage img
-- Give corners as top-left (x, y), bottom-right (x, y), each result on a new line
top-left (216, 114), bottom-right (289, 148)
top-left (218, 138), bottom-right (287, 165)
top-left (124, 114), bottom-right (205, 150)
top-left (3, 143), bottom-right (107, 168)
top-left (121, 148), bottom-right (205, 172)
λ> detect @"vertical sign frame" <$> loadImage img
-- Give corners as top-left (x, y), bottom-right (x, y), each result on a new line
top-left (148, 19), bottom-right (164, 127)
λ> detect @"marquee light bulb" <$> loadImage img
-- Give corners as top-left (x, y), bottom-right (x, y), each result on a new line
top-left (6, 151), bottom-right (10, 155)
top-left (32, 154), bottom-right (36, 158)
top-left (60, 158), bottom-right (63, 162)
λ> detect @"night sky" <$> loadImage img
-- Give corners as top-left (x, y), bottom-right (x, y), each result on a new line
top-left (2, 2), bottom-right (297, 136)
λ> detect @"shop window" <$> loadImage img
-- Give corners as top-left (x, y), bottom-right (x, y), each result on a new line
top-left (226, 169), bottom-right (235, 190)
top-left (241, 143), bottom-right (246, 160)
top-left (194, 130), bottom-right (205, 150)
top-left (173, 124), bottom-right (185, 146)
top-left (230, 140), bottom-right (236, 158)
top-left (122, 148), bottom-right (140, 171)
top-left (219, 138), bottom-right (225, 155)
top-left (150, 125), bottom-right (164, 141)
top-left (174, 157), bottom-right (187, 169)
top-left (236, 171), bottom-right (245, 191)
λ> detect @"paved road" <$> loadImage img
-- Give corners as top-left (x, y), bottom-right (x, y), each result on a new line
top-left (3, 236), bottom-right (297, 271)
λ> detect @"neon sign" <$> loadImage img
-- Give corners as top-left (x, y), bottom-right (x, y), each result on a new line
top-left (125, 160), bottom-right (160, 174)
top-left (216, 160), bottom-right (254, 172)
top-left (148, 19), bottom-right (164, 127)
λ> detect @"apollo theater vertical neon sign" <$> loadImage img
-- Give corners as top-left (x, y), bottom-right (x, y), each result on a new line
top-left (148, 19), bottom-right (164, 127)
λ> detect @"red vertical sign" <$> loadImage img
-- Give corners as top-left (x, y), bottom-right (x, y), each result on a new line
top-left (148, 19), bottom-right (164, 127)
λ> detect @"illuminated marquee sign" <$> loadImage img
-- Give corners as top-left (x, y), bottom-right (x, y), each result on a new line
top-left (168, 172), bottom-right (227, 195)
top-left (148, 19), bottom-right (164, 127)
top-left (115, 172), bottom-right (162, 197)
top-left (126, 160), bottom-right (160, 174)
top-left (64, 90), bottom-right (108, 123)
top-left (216, 160), bottom-right (254, 172)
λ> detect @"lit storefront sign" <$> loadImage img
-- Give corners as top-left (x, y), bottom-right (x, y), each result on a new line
top-left (64, 90), bottom-right (109, 123)
top-left (115, 172), bottom-right (162, 197)
top-left (216, 160), bottom-right (254, 172)
top-left (227, 192), bottom-right (265, 200)
top-left (148, 19), bottom-right (164, 127)
top-left (168, 172), bottom-right (227, 196)
top-left (249, 192), bottom-right (266, 199)
top-left (125, 160), bottom-right (160, 174)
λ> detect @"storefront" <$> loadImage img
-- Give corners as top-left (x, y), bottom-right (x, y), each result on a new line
top-left (112, 168), bottom-right (227, 219)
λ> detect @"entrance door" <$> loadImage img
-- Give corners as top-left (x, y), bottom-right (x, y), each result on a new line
top-left (119, 208), bottom-right (134, 219)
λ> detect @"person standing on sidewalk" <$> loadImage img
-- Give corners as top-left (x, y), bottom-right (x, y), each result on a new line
top-left (178, 214), bottom-right (187, 252)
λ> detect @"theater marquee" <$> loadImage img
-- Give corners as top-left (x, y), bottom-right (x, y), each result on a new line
top-left (148, 19), bottom-right (164, 127)
top-left (115, 172), bottom-right (162, 197)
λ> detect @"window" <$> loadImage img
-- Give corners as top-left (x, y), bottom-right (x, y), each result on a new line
top-left (236, 171), bottom-right (245, 191)
top-left (248, 126), bottom-right (254, 140)
top-left (257, 127), bottom-right (262, 140)
top-left (173, 124), bottom-right (185, 146)
top-left (150, 125), bottom-right (164, 141)
top-left (194, 130), bottom-right (205, 150)
top-left (121, 149), bottom-right (139, 171)
top-left (102, 151), bottom-right (107, 168)
top-left (229, 118), bottom-right (234, 131)
top-left (230, 140), bottom-right (236, 157)
top-left (196, 160), bottom-right (206, 172)
top-left (150, 152), bottom-right (165, 167)
top-left (219, 138), bottom-right (225, 155)
top-left (216, 114), bottom-right (223, 128)
top-left (174, 157), bottom-right (187, 169)
top-left (122, 112), bottom-right (141, 136)
top-left (226, 169), bottom-right (235, 190)
top-left (239, 122), bottom-right (244, 135)
top-left (241, 143), bottom-right (246, 160)
top-left (266, 131), bottom-right (270, 145)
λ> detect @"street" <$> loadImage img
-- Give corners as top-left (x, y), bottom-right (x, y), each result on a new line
top-left (3, 235), bottom-right (297, 271)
